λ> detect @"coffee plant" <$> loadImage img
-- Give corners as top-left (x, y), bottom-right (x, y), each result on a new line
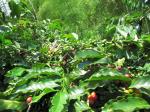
top-left (0, 0), bottom-right (150, 112)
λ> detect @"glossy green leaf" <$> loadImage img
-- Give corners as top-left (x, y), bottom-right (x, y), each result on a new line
top-left (106, 25), bottom-right (116, 37)
top-left (78, 60), bottom-right (92, 69)
top-left (69, 69), bottom-right (88, 80)
top-left (49, 91), bottom-right (68, 112)
top-left (4, 39), bottom-right (13, 45)
top-left (75, 49), bottom-right (102, 60)
top-left (130, 76), bottom-right (150, 90)
top-left (15, 79), bottom-right (59, 93)
top-left (87, 68), bottom-right (131, 82)
top-left (141, 34), bottom-right (150, 43)
top-left (15, 67), bottom-right (62, 86)
top-left (80, 80), bottom-right (105, 90)
top-left (137, 63), bottom-right (150, 72)
top-left (6, 67), bottom-right (26, 77)
top-left (102, 96), bottom-right (150, 112)
top-left (69, 87), bottom-right (84, 99)
top-left (116, 26), bottom-right (128, 37)
top-left (92, 57), bottom-right (111, 64)
top-left (74, 100), bottom-right (91, 112)
top-left (143, 63), bottom-right (150, 72)
top-left (27, 67), bottom-right (63, 76)
top-left (32, 89), bottom-right (56, 103)
top-left (0, 99), bottom-right (27, 111)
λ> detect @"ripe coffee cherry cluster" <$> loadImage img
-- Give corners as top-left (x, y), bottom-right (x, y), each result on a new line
top-left (116, 66), bottom-right (133, 78)
top-left (87, 92), bottom-right (98, 105)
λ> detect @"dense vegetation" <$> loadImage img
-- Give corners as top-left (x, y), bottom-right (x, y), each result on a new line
top-left (0, 0), bottom-right (150, 112)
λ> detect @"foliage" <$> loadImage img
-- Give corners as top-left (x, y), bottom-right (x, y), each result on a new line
top-left (0, 0), bottom-right (150, 112)
top-left (0, 99), bottom-right (27, 111)
top-left (102, 96), bottom-right (150, 112)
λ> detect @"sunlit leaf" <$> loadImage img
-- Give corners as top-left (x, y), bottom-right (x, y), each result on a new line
top-left (74, 100), bottom-right (91, 112)
top-left (32, 89), bottom-right (56, 103)
top-left (49, 90), bottom-right (68, 112)
top-left (93, 57), bottom-right (111, 64)
top-left (87, 68), bottom-right (131, 82)
top-left (102, 96), bottom-right (150, 112)
top-left (27, 67), bottom-right (63, 76)
top-left (75, 49), bottom-right (103, 60)
top-left (15, 79), bottom-right (59, 93)
top-left (69, 87), bottom-right (84, 99)
top-left (6, 67), bottom-right (26, 77)
top-left (0, 99), bottom-right (27, 111)
top-left (130, 76), bottom-right (150, 93)
top-left (15, 67), bottom-right (62, 86)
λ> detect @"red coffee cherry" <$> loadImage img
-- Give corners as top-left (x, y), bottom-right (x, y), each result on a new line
top-left (87, 92), bottom-right (98, 105)
top-left (116, 66), bottom-right (123, 71)
top-left (26, 96), bottom-right (32, 103)
top-left (91, 92), bottom-right (98, 100)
